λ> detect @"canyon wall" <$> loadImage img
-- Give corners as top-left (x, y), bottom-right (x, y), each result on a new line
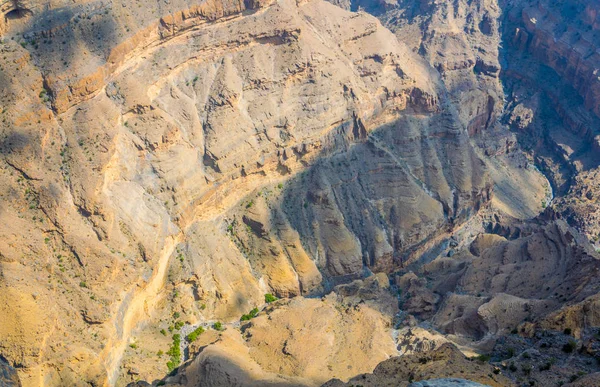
top-left (2, 0), bottom-right (600, 386)
top-left (0, 0), bottom-right (490, 384)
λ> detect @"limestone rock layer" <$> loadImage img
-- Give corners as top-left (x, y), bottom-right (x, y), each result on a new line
top-left (2, 0), bottom-right (600, 386)
top-left (0, 0), bottom-right (488, 384)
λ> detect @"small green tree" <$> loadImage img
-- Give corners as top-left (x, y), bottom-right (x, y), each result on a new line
top-left (562, 340), bottom-right (577, 353)
top-left (265, 293), bottom-right (278, 303)
top-left (166, 334), bottom-right (182, 372)
top-left (240, 307), bottom-right (260, 321)
top-left (186, 326), bottom-right (205, 342)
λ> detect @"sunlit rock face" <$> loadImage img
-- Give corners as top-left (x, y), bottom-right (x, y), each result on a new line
top-left (2, 0), bottom-right (600, 386)
top-left (0, 0), bottom-right (490, 383)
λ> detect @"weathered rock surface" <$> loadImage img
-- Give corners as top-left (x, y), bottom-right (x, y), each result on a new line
top-left (322, 343), bottom-right (512, 387)
top-left (0, 0), bottom-right (491, 384)
top-left (0, 358), bottom-right (21, 387)
top-left (409, 380), bottom-right (492, 387)
top-left (396, 220), bottom-right (600, 344)
top-left (162, 295), bottom-right (397, 387)
top-left (2, 0), bottom-right (600, 386)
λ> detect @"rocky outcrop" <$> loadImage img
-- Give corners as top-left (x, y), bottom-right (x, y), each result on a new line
top-left (0, 358), bottom-right (21, 387)
top-left (160, 295), bottom-right (397, 387)
top-left (507, 1), bottom-right (600, 119)
top-left (0, 0), bottom-right (492, 384)
top-left (553, 168), bottom-right (600, 250)
top-left (500, 0), bottom-right (600, 201)
top-left (329, 0), bottom-right (505, 138)
top-left (393, 220), bottom-right (600, 345)
top-left (322, 343), bottom-right (512, 387)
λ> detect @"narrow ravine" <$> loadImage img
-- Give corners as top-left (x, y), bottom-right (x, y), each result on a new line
top-left (102, 233), bottom-right (183, 385)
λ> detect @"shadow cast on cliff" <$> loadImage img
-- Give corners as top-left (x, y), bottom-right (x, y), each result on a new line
top-left (10, 4), bottom-right (119, 80)
top-left (275, 102), bottom-right (486, 297)
top-left (497, 1), bottom-right (600, 196)
top-left (151, 352), bottom-right (310, 387)
top-left (0, 355), bottom-right (21, 387)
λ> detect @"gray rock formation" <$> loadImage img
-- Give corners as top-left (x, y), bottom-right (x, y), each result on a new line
top-left (409, 379), bottom-right (491, 387)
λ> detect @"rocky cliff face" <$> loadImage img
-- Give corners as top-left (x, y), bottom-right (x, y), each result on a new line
top-left (326, 0), bottom-right (504, 137)
top-left (323, 344), bottom-right (512, 387)
top-left (0, 0), bottom-right (490, 384)
top-left (1, 0), bottom-right (600, 386)
top-left (508, 1), bottom-right (600, 119)
top-left (500, 0), bottom-right (600, 246)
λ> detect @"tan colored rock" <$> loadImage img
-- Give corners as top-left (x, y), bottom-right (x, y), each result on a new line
top-left (3, 0), bottom-right (600, 385)
top-left (322, 343), bottom-right (513, 387)
top-left (0, 0), bottom-right (491, 383)
top-left (165, 296), bottom-right (397, 386)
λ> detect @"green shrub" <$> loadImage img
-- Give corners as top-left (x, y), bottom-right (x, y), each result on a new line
top-left (166, 334), bottom-right (181, 357)
top-left (240, 307), bottom-right (259, 321)
top-left (213, 322), bottom-right (223, 331)
top-left (562, 340), bottom-right (577, 353)
top-left (174, 321), bottom-right (184, 330)
top-left (506, 347), bottom-right (515, 358)
top-left (540, 362), bottom-right (552, 371)
top-left (186, 326), bottom-right (205, 342)
top-left (173, 312), bottom-right (180, 319)
top-left (264, 293), bottom-right (278, 303)
top-left (473, 354), bottom-right (491, 362)
top-left (166, 334), bottom-right (182, 372)
top-left (166, 360), bottom-right (176, 372)
top-left (160, 329), bottom-right (167, 336)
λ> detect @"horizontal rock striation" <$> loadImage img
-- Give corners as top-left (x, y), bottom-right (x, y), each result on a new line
top-left (0, 0), bottom-right (490, 384)
top-left (507, 1), bottom-right (600, 120)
